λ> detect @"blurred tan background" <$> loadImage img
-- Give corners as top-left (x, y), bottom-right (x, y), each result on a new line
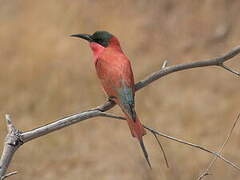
top-left (0, 0), bottom-right (239, 179)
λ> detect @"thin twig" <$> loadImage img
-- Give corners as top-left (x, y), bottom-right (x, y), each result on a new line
top-left (1, 171), bottom-right (18, 180)
top-left (143, 125), bottom-right (240, 171)
top-left (96, 113), bottom-right (239, 171)
top-left (98, 112), bottom-right (126, 120)
top-left (5, 115), bottom-right (13, 133)
top-left (221, 64), bottom-right (240, 76)
top-left (197, 113), bottom-right (240, 180)
top-left (95, 111), bottom-right (240, 170)
top-left (151, 131), bottom-right (169, 168)
top-left (161, 60), bottom-right (168, 69)
top-left (104, 113), bottom-right (239, 170)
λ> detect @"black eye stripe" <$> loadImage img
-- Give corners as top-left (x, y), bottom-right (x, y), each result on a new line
top-left (90, 31), bottom-right (112, 47)
top-left (93, 38), bottom-right (108, 47)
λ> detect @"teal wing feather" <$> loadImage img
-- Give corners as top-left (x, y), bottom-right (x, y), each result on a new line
top-left (117, 83), bottom-right (136, 121)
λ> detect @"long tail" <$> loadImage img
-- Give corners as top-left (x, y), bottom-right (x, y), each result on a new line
top-left (125, 114), bottom-right (152, 168)
top-left (138, 136), bottom-right (152, 169)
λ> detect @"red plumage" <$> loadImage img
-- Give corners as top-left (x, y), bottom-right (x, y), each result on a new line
top-left (71, 31), bottom-right (151, 168)
top-left (90, 36), bottom-right (146, 139)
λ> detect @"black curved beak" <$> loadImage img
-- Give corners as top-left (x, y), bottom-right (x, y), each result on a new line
top-left (70, 33), bottom-right (93, 42)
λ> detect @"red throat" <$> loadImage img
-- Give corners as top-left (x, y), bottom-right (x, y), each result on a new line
top-left (89, 42), bottom-right (105, 61)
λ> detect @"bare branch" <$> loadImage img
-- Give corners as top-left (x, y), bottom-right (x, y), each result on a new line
top-left (197, 113), bottom-right (240, 180)
top-left (96, 111), bottom-right (240, 172)
top-left (151, 131), bottom-right (169, 168)
top-left (86, 112), bottom-right (239, 171)
top-left (86, 112), bottom-right (240, 170)
top-left (135, 45), bottom-right (240, 90)
top-left (1, 171), bottom-right (17, 180)
top-left (5, 115), bottom-right (14, 133)
top-left (0, 45), bottom-right (240, 178)
top-left (143, 125), bottom-right (240, 171)
top-left (0, 116), bottom-right (22, 178)
top-left (161, 60), bottom-right (168, 69)
top-left (98, 112), bottom-right (126, 120)
top-left (221, 64), bottom-right (240, 76)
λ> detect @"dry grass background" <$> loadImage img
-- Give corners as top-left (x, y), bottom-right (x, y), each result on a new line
top-left (0, 0), bottom-right (239, 179)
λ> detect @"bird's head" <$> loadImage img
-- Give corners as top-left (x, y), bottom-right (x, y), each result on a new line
top-left (70, 31), bottom-right (117, 47)
top-left (70, 31), bottom-right (121, 56)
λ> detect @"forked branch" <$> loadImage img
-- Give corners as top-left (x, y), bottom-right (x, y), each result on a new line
top-left (143, 125), bottom-right (240, 171)
top-left (197, 113), bottom-right (240, 180)
top-left (0, 45), bottom-right (239, 178)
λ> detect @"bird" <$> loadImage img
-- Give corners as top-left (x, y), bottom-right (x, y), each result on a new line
top-left (70, 31), bottom-right (151, 168)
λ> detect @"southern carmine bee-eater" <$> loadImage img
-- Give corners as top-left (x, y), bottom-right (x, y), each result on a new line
top-left (70, 31), bottom-right (151, 168)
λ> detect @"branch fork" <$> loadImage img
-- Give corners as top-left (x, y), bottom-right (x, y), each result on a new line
top-left (0, 45), bottom-right (240, 179)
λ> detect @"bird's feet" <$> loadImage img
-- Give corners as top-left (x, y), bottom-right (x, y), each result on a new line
top-left (87, 106), bottom-right (104, 112)
top-left (87, 97), bottom-right (116, 112)
top-left (107, 96), bottom-right (116, 103)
